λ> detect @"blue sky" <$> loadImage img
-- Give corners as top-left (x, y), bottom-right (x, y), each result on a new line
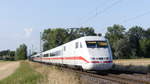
top-left (0, 0), bottom-right (150, 51)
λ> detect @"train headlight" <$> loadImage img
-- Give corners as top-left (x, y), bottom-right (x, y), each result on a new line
top-left (104, 57), bottom-right (109, 60)
top-left (99, 58), bottom-right (103, 60)
top-left (91, 57), bottom-right (95, 60)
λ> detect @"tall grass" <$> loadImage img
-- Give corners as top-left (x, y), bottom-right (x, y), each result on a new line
top-left (113, 58), bottom-right (150, 66)
top-left (0, 61), bottom-right (43, 84)
top-left (113, 59), bottom-right (150, 73)
top-left (0, 60), bottom-right (5, 62)
top-left (29, 62), bottom-right (80, 84)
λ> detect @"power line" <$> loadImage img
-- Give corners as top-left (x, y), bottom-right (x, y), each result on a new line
top-left (78, 0), bottom-right (115, 25)
top-left (121, 10), bottom-right (150, 23)
top-left (79, 0), bottom-right (123, 26)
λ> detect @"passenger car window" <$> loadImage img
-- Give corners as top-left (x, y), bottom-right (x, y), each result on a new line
top-left (43, 54), bottom-right (49, 57)
top-left (50, 53), bottom-right (55, 56)
top-left (50, 50), bottom-right (61, 56)
top-left (80, 42), bottom-right (82, 48)
top-left (75, 42), bottom-right (78, 48)
top-left (64, 46), bottom-right (66, 51)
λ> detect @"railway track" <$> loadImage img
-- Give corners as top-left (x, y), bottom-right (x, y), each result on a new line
top-left (62, 68), bottom-right (150, 84)
top-left (39, 62), bottom-right (150, 84)
top-left (107, 74), bottom-right (150, 84)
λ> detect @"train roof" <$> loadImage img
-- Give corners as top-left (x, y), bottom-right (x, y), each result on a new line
top-left (60, 36), bottom-right (106, 46)
top-left (79, 36), bottom-right (106, 41)
top-left (44, 36), bottom-right (106, 51)
top-left (33, 36), bottom-right (107, 56)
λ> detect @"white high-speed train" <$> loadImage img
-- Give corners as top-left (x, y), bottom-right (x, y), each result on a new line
top-left (31, 36), bottom-right (113, 70)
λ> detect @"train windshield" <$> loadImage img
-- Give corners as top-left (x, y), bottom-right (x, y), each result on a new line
top-left (86, 41), bottom-right (108, 48)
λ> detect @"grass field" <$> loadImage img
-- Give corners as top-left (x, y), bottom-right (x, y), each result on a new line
top-left (29, 62), bottom-right (80, 84)
top-left (0, 60), bottom-right (12, 62)
top-left (1, 59), bottom-right (149, 84)
top-left (0, 60), bottom-right (4, 62)
top-left (0, 61), bottom-right (43, 84)
top-left (113, 58), bottom-right (150, 66)
top-left (113, 58), bottom-right (150, 73)
top-left (0, 61), bottom-right (80, 84)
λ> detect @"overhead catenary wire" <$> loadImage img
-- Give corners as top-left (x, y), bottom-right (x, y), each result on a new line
top-left (79, 0), bottom-right (123, 26)
top-left (121, 10), bottom-right (150, 24)
top-left (77, 0), bottom-right (115, 25)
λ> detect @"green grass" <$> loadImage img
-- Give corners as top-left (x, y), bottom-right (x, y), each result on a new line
top-left (0, 61), bottom-right (43, 84)
top-left (0, 60), bottom-right (12, 62)
top-left (0, 60), bottom-right (4, 62)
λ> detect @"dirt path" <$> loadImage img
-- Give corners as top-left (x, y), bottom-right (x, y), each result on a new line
top-left (0, 61), bottom-right (20, 80)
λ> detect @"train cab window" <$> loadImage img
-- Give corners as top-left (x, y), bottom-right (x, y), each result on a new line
top-left (75, 42), bottom-right (79, 48)
top-left (86, 41), bottom-right (97, 48)
top-left (86, 41), bottom-right (108, 48)
top-left (97, 41), bottom-right (108, 48)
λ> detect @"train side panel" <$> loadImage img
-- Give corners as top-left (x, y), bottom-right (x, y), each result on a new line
top-left (31, 36), bottom-right (113, 70)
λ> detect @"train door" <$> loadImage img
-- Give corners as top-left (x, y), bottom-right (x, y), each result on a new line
top-left (62, 46), bottom-right (66, 64)
top-left (75, 42), bottom-right (82, 66)
top-left (62, 46), bottom-right (64, 64)
top-left (78, 42), bottom-right (83, 65)
top-left (74, 42), bottom-right (78, 65)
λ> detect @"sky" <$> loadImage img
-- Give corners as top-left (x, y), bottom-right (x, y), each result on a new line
top-left (0, 0), bottom-right (150, 52)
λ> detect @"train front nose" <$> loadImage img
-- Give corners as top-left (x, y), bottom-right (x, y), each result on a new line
top-left (82, 61), bottom-right (113, 70)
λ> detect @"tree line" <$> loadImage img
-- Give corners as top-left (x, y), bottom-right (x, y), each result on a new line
top-left (0, 50), bottom-right (15, 60)
top-left (42, 26), bottom-right (150, 59)
top-left (0, 44), bottom-right (27, 61)
top-left (1, 25), bottom-right (150, 60)
top-left (105, 24), bottom-right (150, 59)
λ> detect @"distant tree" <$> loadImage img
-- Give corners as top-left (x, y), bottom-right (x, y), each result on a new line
top-left (105, 24), bottom-right (126, 58)
top-left (0, 50), bottom-right (15, 60)
top-left (65, 27), bottom-right (96, 42)
top-left (0, 50), bottom-right (10, 60)
top-left (113, 38), bottom-right (133, 59)
top-left (139, 39), bottom-right (150, 58)
top-left (15, 44), bottom-right (27, 60)
top-left (145, 28), bottom-right (150, 38)
top-left (139, 28), bottom-right (150, 58)
top-left (105, 24), bottom-right (126, 44)
top-left (42, 28), bottom-right (68, 51)
top-left (126, 26), bottom-right (145, 57)
top-left (105, 24), bottom-right (150, 59)
top-left (79, 27), bottom-right (96, 36)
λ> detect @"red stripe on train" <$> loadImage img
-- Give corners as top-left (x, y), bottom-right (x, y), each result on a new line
top-left (40, 56), bottom-right (89, 63)
top-left (33, 56), bottom-right (112, 63)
